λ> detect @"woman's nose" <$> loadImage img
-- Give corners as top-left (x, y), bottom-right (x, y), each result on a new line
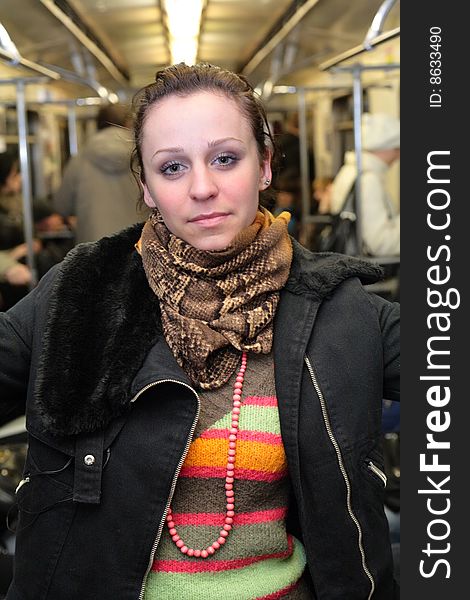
top-left (189, 166), bottom-right (218, 201)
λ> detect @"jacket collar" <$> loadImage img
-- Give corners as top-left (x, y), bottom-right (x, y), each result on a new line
top-left (34, 226), bottom-right (382, 437)
top-left (286, 239), bottom-right (382, 298)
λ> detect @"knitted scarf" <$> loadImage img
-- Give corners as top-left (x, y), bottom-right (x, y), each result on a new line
top-left (139, 207), bottom-right (293, 389)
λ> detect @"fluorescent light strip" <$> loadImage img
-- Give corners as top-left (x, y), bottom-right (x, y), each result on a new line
top-left (163, 0), bottom-right (204, 65)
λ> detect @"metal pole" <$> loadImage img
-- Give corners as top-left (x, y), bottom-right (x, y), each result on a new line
top-left (364, 0), bottom-right (397, 49)
top-left (16, 79), bottom-right (37, 287)
top-left (297, 87), bottom-right (311, 225)
top-left (352, 65), bottom-right (363, 256)
top-left (67, 104), bottom-right (78, 156)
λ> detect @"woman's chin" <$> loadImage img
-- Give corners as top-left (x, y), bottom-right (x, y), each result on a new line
top-left (191, 235), bottom-right (233, 252)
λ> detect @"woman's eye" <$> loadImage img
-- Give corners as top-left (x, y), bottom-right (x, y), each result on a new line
top-left (214, 154), bottom-right (237, 167)
top-left (160, 162), bottom-right (185, 176)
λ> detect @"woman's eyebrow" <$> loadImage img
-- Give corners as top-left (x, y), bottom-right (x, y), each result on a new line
top-left (151, 138), bottom-right (244, 159)
top-left (152, 146), bottom-right (184, 158)
top-left (208, 137), bottom-right (244, 147)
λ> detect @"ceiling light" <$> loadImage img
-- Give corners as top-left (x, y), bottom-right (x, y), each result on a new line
top-left (76, 97), bottom-right (104, 106)
top-left (162, 0), bottom-right (204, 65)
top-left (262, 80), bottom-right (274, 98)
top-left (273, 85), bottom-right (297, 94)
top-left (96, 85), bottom-right (109, 98)
top-left (0, 22), bottom-right (21, 63)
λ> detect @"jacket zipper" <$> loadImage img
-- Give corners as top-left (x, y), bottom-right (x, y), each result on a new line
top-left (133, 379), bottom-right (201, 600)
top-left (304, 356), bottom-right (375, 600)
top-left (367, 461), bottom-right (387, 486)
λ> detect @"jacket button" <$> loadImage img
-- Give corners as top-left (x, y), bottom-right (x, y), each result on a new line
top-left (84, 454), bottom-right (95, 466)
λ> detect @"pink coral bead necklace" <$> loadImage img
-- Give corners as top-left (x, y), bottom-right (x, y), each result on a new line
top-left (165, 351), bottom-right (247, 558)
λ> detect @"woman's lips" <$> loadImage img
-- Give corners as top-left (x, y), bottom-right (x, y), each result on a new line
top-left (189, 212), bottom-right (229, 226)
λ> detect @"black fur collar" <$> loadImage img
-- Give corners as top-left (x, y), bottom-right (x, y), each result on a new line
top-left (34, 224), bottom-right (162, 437)
top-left (286, 239), bottom-right (383, 299)
top-left (34, 226), bottom-right (382, 437)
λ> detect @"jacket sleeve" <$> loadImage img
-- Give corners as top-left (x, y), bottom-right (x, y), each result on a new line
top-left (0, 266), bottom-right (58, 426)
top-left (369, 293), bottom-right (400, 402)
top-left (0, 294), bottom-right (34, 425)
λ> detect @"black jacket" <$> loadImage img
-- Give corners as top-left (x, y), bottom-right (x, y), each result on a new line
top-left (0, 224), bottom-right (400, 599)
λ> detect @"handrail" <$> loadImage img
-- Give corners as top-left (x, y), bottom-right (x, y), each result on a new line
top-left (37, 62), bottom-right (116, 99)
top-left (319, 0), bottom-right (399, 71)
top-left (0, 48), bottom-right (61, 80)
top-left (1, 21), bottom-right (116, 99)
top-left (363, 0), bottom-right (398, 49)
top-left (241, 0), bottom-right (321, 76)
top-left (1, 21), bottom-right (61, 79)
top-left (39, 0), bottom-right (129, 87)
top-left (318, 27), bottom-right (400, 71)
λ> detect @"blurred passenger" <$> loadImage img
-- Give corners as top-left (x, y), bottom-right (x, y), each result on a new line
top-left (298, 176), bottom-right (335, 250)
top-left (0, 150), bottom-right (24, 249)
top-left (273, 167), bottom-right (300, 237)
top-left (312, 176), bottom-right (334, 215)
top-left (0, 150), bottom-right (66, 249)
top-left (54, 104), bottom-right (147, 243)
top-left (330, 113), bottom-right (400, 256)
top-left (0, 150), bottom-right (72, 308)
top-left (274, 112), bottom-right (315, 189)
top-left (0, 249), bottom-right (32, 287)
top-left (0, 253), bottom-right (29, 310)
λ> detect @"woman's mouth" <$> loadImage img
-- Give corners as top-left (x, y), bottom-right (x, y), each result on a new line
top-left (189, 212), bottom-right (229, 227)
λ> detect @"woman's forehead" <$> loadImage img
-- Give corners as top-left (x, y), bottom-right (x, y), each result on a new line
top-left (142, 91), bottom-right (252, 143)
top-left (147, 91), bottom-right (243, 120)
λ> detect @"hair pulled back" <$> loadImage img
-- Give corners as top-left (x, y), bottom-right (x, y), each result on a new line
top-left (131, 63), bottom-right (275, 192)
top-left (0, 149), bottom-right (19, 189)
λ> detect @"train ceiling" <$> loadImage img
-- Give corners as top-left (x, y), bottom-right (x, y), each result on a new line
top-left (0, 0), bottom-right (399, 101)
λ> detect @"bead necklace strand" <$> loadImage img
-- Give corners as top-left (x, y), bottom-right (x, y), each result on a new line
top-left (166, 351), bottom-right (247, 558)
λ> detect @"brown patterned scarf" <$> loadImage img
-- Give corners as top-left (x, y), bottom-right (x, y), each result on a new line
top-left (139, 207), bottom-right (293, 389)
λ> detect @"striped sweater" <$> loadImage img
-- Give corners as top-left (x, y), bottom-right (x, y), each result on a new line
top-left (144, 353), bottom-right (310, 600)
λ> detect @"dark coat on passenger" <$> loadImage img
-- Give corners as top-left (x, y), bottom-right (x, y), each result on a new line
top-left (0, 224), bottom-right (400, 599)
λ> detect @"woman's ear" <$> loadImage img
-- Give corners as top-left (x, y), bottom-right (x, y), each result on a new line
top-left (259, 149), bottom-right (273, 190)
top-left (141, 182), bottom-right (157, 209)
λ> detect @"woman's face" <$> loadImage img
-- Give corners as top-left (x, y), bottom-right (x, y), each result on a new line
top-left (141, 91), bottom-right (271, 251)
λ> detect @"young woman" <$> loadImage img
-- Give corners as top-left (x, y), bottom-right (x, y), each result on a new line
top-left (0, 63), bottom-right (399, 599)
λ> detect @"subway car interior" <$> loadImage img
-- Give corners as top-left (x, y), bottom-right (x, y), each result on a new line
top-left (0, 0), bottom-right (400, 595)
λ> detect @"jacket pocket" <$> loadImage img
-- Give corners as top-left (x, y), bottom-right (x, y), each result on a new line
top-left (366, 459), bottom-right (387, 487)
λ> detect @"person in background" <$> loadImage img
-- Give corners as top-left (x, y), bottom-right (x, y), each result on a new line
top-left (274, 112), bottom-right (315, 190)
top-left (1, 63), bottom-right (399, 599)
top-left (0, 150), bottom-right (66, 248)
top-left (0, 150), bottom-right (69, 308)
top-left (297, 176), bottom-right (334, 250)
top-left (0, 249), bottom-right (31, 288)
top-left (0, 149), bottom-right (25, 251)
top-left (53, 103), bottom-right (147, 243)
top-left (330, 112), bottom-right (400, 256)
top-left (273, 167), bottom-right (301, 238)
top-left (312, 176), bottom-right (333, 215)
top-left (0, 151), bottom-right (32, 295)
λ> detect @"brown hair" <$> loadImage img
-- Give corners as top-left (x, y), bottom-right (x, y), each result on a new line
top-left (0, 149), bottom-right (19, 189)
top-left (96, 104), bottom-right (131, 130)
top-left (131, 63), bottom-right (276, 207)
